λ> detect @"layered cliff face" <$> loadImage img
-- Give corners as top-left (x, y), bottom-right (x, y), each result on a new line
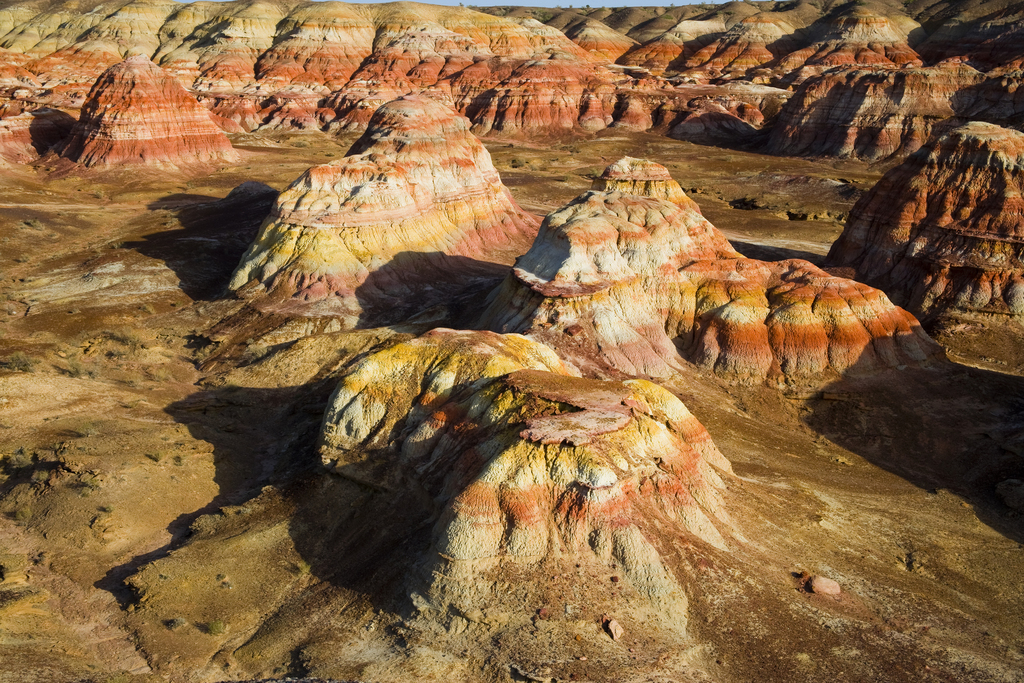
top-left (319, 328), bottom-right (731, 619)
top-left (480, 157), bottom-right (937, 383)
top-left (56, 55), bottom-right (238, 168)
top-left (827, 122), bottom-right (1024, 321)
top-left (618, 18), bottom-right (726, 75)
top-left (776, 11), bottom-right (922, 82)
top-left (228, 95), bottom-right (539, 320)
top-left (767, 61), bottom-right (986, 161)
top-left (0, 0), bottom-right (1022, 148)
top-left (683, 15), bottom-right (800, 81)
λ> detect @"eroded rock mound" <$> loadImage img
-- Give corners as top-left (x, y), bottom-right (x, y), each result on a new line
top-left (480, 158), bottom-right (938, 383)
top-left (56, 55), bottom-right (238, 168)
top-left (777, 11), bottom-right (922, 79)
top-left (319, 328), bottom-right (731, 620)
top-left (828, 122), bottom-right (1024, 320)
top-left (768, 61), bottom-right (985, 161)
top-left (228, 95), bottom-right (539, 321)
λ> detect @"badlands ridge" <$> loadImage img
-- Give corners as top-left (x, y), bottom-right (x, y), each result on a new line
top-left (0, 1), bottom-right (1023, 683)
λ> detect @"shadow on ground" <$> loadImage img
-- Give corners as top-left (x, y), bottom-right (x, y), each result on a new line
top-left (123, 184), bottom-right (277, 300)
top-left (729, 238), bottom-right (824, 264)
top-left (804, 359), bottom-right (1024, 544)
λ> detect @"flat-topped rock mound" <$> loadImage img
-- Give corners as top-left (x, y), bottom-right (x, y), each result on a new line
top-left (827, 121), bottom-right (1024, 321)
top-left (480, 158), bottom-right (939, 383)
top-left (319, 328), bottom-right (731, 622)
top-left (228, 95), bottom-right (539, 321)
top-left (55, 55), bottom-right (238, 169)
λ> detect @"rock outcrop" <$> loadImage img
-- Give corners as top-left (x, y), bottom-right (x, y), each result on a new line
top-left (319, 327), bottom-right (731, 618)
top-left (618, 18), bottom-right (726, 75)
top-left (480, 157), bottom-right (938, 383)
top-left (0, 107), bottom-right (73, 162)
top-left (683, 15), bottom-right (799, 80)
top-left (56, 55), bottom-right (237, 168)
top-left (228, 95), bottom-right (539, 321)
top-left (827, 122), bottom-right (1024, 320)
top-left (563, 20), bottom-right (637, 62)
top-left (767, 61), bottom-right (986, 161)
top-left (776, 11), bottom-right (922, 82)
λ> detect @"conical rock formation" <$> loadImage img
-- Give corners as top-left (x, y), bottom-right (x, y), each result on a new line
top-left (319, 328), bottom-right (731, 619)
top-left (56, 55), bottom-right (238, 168)
top-left (827, 122), bottom-right (1024, 320)
top-left (228, 95), bottom-right (539, 320)
top-left (480, 158), bottom-right (939, 383)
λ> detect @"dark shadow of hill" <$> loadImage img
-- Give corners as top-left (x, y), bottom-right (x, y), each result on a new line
top-left (123, 183), bottom-right (278, 301)
top-left (354, 250), bottom-right (511, 329)
top-left (729, 239), bottom-right (824, 264)
top-left (94, 379), bottom-right (332, 608)
top-left (28, 108), bottom-right (75, 156)
top-left (803, 358), bottom-right (1024, 544)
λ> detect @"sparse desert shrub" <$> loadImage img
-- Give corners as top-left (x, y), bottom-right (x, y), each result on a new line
top-left (107, 329), bottom-right (142, 353)
top-left (14, 506), bottom-right (31, 522)
top-left (2, 351), bottom-right (36, 372)
top-left (165, 617), bottom-right (187, 631)
top-left (509, 157), bottom-right (526, 169)
top-left (206, 619), bottom-right (227, 635)
top-left (242, 343), bottom-right (270, 364)
top-left (148, 366), bottom-right (173, 382)
top-left (144, 451), bottom-right (164, 463)
top-left (293, 559), bottom-right (311, 576)
top-left (66, 357), bottom-right (97, 379)
top-left (4, 449), bottom-right (32, 471)
top-left (75, 421), bottom-right (100, 437)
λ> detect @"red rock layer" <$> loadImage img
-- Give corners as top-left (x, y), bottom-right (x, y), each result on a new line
top-left (319, 328), bottom-right (732, 620)
top-left (57, 55), bottom-right (238, 168)
top-left (827, 122), bottom-right (1024, 320)
top-left (479, 158), bottom-right (938, 383)
top-left (767, 61), bottom-right (986, 161)
top-left (683, 15), bottom-right (800, 81)
top-left (563, 20), bottom-right (637, 63)
top-left (775, 11), bottom-right (922, 82)
top-left (618, 18), bottom-right (726, 75)
top-left (228, 95), bottom-right (539, 321)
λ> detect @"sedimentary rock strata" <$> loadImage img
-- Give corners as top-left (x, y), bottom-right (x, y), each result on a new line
top-left (767, 61), bottom-right (986, 161)
top-left (56, 55), bottom-right (237, 168)
top-left (319, 327), bottom-right (731, 616)
top-left (776, 11), bottom-right (922, 82)
top-left (618, 18), bottom-right (726, 75)
top-left (828, 122), bottom-right (1024, 320)
top-left (228, 95), bottom-right (538, 320)
top-left (480, 157), bottom-right (937, 382)
top-left (683, 15), bottom-right (799, 80)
